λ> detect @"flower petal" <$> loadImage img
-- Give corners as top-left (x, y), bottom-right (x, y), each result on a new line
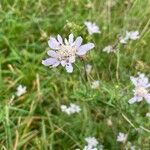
top-left (65, 63), bottom-right (73, 73)
top-left (52, 61), bottom-right (60, 67)
top-left (61, 105), bottom-right (67, 111)
top-left (42, 58), bottom-right (58, 66)
top-left (57, 34), bottom-right (63, 44)
top-left (128, 97), bottom-right (137, 104)
top-left (130, 76), bottom-right (138, 86)
top-left (129, 31), bottom-right (139, 40)
top-left (75, 36), bottom-right (83, 48)
top-left (61, 60), bottom-right (67, 67)
top-left (120, 37), bottom-right (128, 44)
top-left (48, 37), bottom-right (60, 49)
top-left (69, 56), bottom-right (75, 63)
top-left (64, 38), bottom-right (69, 45)
top-left (136, 96), bottom-right (143, 102)
top-left (145, 84), bottom-right (150, 88)
top-left (68, 33), bottom-right (74, 45)
top-left (145, 94), bottom-right (150, 104)
top-left (47, 50), bottom-right (58, 58)
top-left (76, 43), bottom-right (95, 56)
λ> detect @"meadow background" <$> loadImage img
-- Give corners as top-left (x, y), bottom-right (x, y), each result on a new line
top-left (0, 0), bottom-right (150, 149)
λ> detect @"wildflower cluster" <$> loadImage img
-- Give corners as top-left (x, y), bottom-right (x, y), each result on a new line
top-left (41, 18), bottom-right (148, 149)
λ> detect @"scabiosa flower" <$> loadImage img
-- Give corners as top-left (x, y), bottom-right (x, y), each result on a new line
top-left (84, 21), bottom-right (101, 35)
top-left (85, 137), bottom-right (98, 147)
top-left (129, 73), bottom-right (150, 104)
top-left (120, 31), bottom-right (140, 44)
top-left (91, 80), bottom-right (99, 89)
top-left (128, 31), bottom-right (140, 40)
top-left (42, 34), bottom-right (95, 73)
top-left (117, 132), bottom-right (127, 143)
top-left (102, 45), bottom-right (116, 53)
top-left (16, 85), bottom-right (27, 97)
top-left (60, 103), bottom-right (81, 115)
top-left (83, 137), bottom-right (103, 150)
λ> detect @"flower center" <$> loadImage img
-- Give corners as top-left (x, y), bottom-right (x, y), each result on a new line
top-left (135, 87), bottom-right (148, 97)
top-left (58, 45), bottom-right (76, 60)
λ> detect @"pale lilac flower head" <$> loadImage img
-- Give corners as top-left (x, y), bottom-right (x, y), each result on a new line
top-left (85, 137), bottom-right (98, 147)
top-left (16, 85), bottom-right (27, 97)
top-left (120, 31), bottom-right (140, 44)
top-left (83, 137), bottom-right (99, 150)
top-left (84, 21), bottom-right (101, 35)
top-left (128, 31), bottom-right (140, 40)
top-left (83, 137), bottom-right (103, 150)
top-left (117, 132), bottom-right (127, 143)
top-left (102, 45), bottom-right (116, 53)
top-left (129, 73), bottom-right (150, 104)
top-left (42, 34), bottom-right (94, 73)
top-left (60, 103), bottom-right (81, 115)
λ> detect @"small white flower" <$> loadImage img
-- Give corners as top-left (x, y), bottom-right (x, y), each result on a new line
top-left (146, 112), bottom-right (150, 117)
top-left (85, 64), bottom-right (92, 74)
top-left (16, 85), bottom-right (27, 97)
top-left (102, 45), bottom-right (116, 53)
top-left (128, 31), bottom-right (140, 40)
top-left (120, 31), bottom-right (140, 44)
top-left (84, 21), bottom-right (101, 35)
top-left (117, 132), bottom-right (127, 143)
top-left (91, 80), bottom-right (99, 89)
top-left (60, 103), bottom-right (81, 115)
top-left (120, 31), bottom-right (139, 44)
top-left (129, 73), bottom-right (150, 104)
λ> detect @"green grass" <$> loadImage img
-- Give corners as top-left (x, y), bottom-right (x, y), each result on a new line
top-left (0, 0), bottom-right (150, 149)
